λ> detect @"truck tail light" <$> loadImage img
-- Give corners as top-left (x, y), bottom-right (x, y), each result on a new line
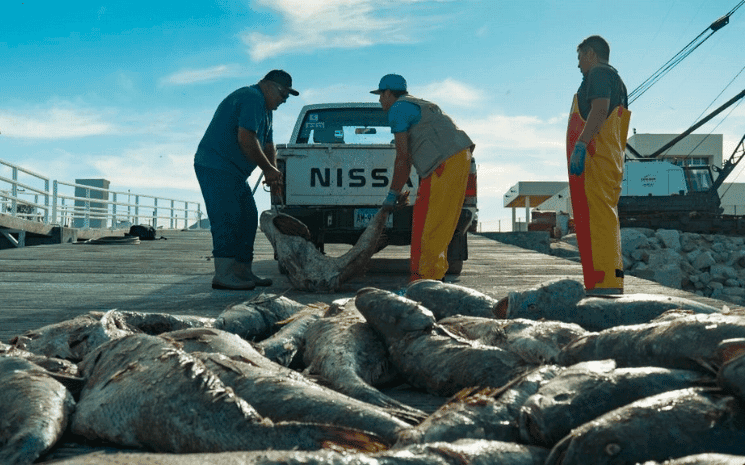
top-left (464, 160), bottom-right (477, 206)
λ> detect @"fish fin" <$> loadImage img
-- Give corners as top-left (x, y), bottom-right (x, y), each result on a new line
top-left (321, 427), bottom-right (389, 453)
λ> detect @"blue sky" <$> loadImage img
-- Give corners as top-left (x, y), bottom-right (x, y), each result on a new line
top-left (2, 0), bottom-right (744, 231)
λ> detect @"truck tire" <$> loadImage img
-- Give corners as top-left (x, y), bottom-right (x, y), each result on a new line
top-left (446, 259), bottom-right (463, 275)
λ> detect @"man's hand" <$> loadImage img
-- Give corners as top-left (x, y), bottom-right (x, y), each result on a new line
top-left (570, 141), bottom-right (587, 176)
top-left (264, 166), bottom-right (283, 189)
top-left (382, 189), bottom-right (409, 211)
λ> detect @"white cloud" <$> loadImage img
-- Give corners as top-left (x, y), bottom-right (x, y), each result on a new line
top-left (0, 107), bottom-right (115, 139)
top-left (160, 65), bottom-right (244, 86)
top-left (243, 0), bottom-right (436, 61)
top-left (412, 79), bottom-right (485, 108)
top-left (460, 112), bottom-right (566, 153)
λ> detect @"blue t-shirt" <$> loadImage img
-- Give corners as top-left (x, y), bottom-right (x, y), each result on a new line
top-left (194, 85), bottom-right (273, 177)
top-left (388, 100), bottom-right (421, 134)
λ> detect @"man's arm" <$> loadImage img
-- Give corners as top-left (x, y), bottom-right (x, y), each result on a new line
top-left (390, 132), bottom-right (412, 193)
top-left (238, 127), bottom-right (282, 185)
top-left (578, 98), bottom-right (610, 145)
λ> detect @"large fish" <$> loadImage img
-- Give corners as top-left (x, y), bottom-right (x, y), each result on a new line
top-left (9, 309), bottom-right (134, 362)
top-left (355, 287), bottom-right (529, 397)
top-left (495, 278), bottom-right (721, 331)
top-left (545, 388), bottom-right (745, 465)
top-left (640, 454), bottom-right (745, 464)
top-left (107, 310), bottom-right (214, 334)
top-left (716, 338), bottom-right (745, 401)
top-left (72, 334), bottom-right (387, 453)
top-left (439, 315), bottom-right (587, 364)
top-left (196, 351), bottom-right (411, 444)
top-left (302, 298), bottom-right (426, 424)
top-left (260, 208), bottom-right (389, 292)
top-left (214, 293), bottom-right (307, 341)
top-left (397, 365), bottom-right (564, 446)
top-left (0, 357), bottom-right (76, 465)
top-left (558, 312), bottom-right (745, 370)
top-left (39, 439), bottom-right (549, 465)
top-left (404, 279), bottom-right (499, 320)
top-left (519, 360), bottom-right (714, 447)
top-left (256, 303), bottom-right (327, 368)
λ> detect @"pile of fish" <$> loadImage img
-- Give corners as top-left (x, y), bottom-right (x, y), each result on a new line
top-left (6, 279), bottom-right (745, 464)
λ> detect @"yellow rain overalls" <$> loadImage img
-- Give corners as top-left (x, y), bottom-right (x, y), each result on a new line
top-left (566, 96), bottom-right (630, 293)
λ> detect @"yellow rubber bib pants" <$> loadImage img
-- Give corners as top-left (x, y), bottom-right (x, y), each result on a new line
top-left (411, 148), bottom-right (472, 281)
top-left (566, 95), bottom-right (630, 292)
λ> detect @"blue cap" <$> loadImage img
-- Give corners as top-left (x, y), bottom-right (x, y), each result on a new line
top-left (370, 74), bottom-right (407, 94)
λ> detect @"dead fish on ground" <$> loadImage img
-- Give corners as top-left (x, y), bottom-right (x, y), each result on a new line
top-left (196, 352), bottom-right (411, 444)
top-left (214, 293), bottom-right (307, 341)
top-left (640, 454), bottom-right (745, 464)
top-left (355, 288), bottom-right (529, 397)
top-left (72, 334), bottom-right (388, 453)
top-left (261, 208), bottom-right (389, 292)
top-left (104, 310), bottom-right (214, 334)
top-left (161, 327), bottom-right (305, 381)
top-left (41, 439), bottom-right (549, 465)
top-left (1, 341), bottom-right (80, 378)
top-left (439, 315), bottom-right (588, 364)
top-left (10, 309), bottom-right (133, 362)
top-left (404, 279), bottom-right (499, 320)
top-left (558, 312), bottom-right (745, 371)
top-left (716, 338), bottom-right (745, 402)
top-left (495, 278), bottom-right (720, 331)
top-left (302, 298), bottom-right (426, 424)
top-left (256, 303), bottom-right (327, 368)
top-left (396, 365), bottom-right (564, 446)
top-left (545, 388), bottom-right (745, 465)
top-left (519, 360), bottom-right (714, 447)
top-left (0, 357), bottom-right (76, 465)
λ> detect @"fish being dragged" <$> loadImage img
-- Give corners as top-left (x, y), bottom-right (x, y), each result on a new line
top-left (495, 278), bottom-right (721, 331)
top-left (214, 293), bottom-right (307, 341)
top-left (302, 298), bottom-right (426, 424)
top-left (196, 351), bottom-right (411, 444)
top-left (439, 315), bottom-right (588, 364)
top-left (397, 365), bottom-right (564, 446)
top-left (0, 357), bottom-right (76, 465)
top-left (103, 310), bottom-right (214, 334)
top-left (519, 360), bottom-right (714, 448)
top-left (558, 312), bottom-right (745, 371)
top-left (9, 309), bottom-right (134, 362)
top-left (355, 288), bottom-right (529, 397)
top-left (42, 439), bottom-right (549, 465)
top-left (256, 303), bottom-right (327, 368)
top-left (72, 334), bottom-right (388, 453)
top-left (640, 454), bottom-right (745, 464)
top-left (404, 279), bottom-right (500, 320)
top-left (545, 388), bottom-right (745, 465)
top-left (260, 208), bottom-right (389, 292)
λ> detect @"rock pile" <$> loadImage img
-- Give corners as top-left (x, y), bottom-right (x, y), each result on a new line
top-left (556, 229), bottom-right (745, 306)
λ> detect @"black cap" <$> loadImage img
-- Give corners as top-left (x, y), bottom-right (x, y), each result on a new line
top-left (262, 69), bottom-right (299, 96)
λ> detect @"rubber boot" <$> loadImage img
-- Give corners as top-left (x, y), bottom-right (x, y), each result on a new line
top-left (212, 257), bottom-right (255, 290)
top-left (234, 260), bottom-right (272, 286)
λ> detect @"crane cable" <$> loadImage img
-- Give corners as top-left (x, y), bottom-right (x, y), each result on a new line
top-left (628, 1), bottom-right (744, 104)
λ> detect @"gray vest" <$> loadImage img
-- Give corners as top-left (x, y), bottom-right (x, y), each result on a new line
top-left (400, 95), bottom-right (474, 178)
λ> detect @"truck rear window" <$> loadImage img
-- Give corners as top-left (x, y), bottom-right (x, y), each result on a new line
top-left (296, 107), bottom-right (392, 145)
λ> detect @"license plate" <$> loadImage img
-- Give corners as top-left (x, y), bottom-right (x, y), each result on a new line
top-left (354, 208), bottom-right (394, 228)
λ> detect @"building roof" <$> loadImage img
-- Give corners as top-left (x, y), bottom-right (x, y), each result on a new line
top-left (503, 181), bottom-right (568, 208)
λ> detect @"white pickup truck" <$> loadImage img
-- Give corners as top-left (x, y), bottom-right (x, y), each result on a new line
top-left (272, 102), bottom-right (477, 274)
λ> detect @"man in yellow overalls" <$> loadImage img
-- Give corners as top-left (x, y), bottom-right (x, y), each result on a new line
top-left (371, 74), bottom-right (475, 281)
top-left (567, 36), bottom-right (631, 295)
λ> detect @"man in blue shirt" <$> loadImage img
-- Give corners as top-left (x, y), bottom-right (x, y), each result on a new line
top-left (372, 74), bottom-right (474, 281)
top-left (194, 70), bottom-right (299, 290)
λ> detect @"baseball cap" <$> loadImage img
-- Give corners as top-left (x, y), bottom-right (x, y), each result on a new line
top-left (370, 74), bottom-right (407, 94)
top-left (262, 70), bottom-right (299, 96)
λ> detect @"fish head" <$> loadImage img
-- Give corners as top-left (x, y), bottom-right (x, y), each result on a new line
top-left (355, 288), bottom-right (436, 340)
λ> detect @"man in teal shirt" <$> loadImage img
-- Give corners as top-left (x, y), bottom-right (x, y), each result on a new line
top-left (194, 70), bottom-right (298, 290)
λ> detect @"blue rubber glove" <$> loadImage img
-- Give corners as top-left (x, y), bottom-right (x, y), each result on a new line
top-left (382, 189), bottom-right (399, 209)
top-left (570, 141), bottom-right (587, 176)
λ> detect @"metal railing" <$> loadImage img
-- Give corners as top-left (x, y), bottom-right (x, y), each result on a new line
top-left (1, 158), bottom-right (203, 230)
